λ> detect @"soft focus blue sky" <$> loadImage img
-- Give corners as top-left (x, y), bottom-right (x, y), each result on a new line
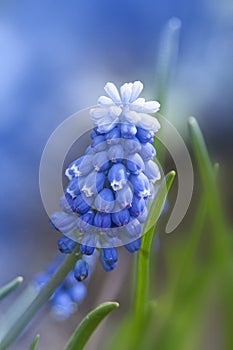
top-left (0, 0), bottom-right (232, 283)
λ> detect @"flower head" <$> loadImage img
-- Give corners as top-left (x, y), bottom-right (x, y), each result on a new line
top-left (50, 81), bottom-right (162, 275)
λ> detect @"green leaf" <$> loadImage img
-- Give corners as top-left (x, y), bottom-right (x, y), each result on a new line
top-left (0, 276), bottom-right (23, 302)
top-left (0, 248), bottom-right (81, 350)
top-left (64, 302), bottom-right (119, 350)
top-left (29, 334), bottom-right (40, 350)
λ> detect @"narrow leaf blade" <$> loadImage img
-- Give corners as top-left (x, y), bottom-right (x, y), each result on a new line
top-left (29, 334), bottom-right (40, 350)
top-left (65, 302), bottom-right (119, 350)
top-left (0, 276), bottom-right (23, 302)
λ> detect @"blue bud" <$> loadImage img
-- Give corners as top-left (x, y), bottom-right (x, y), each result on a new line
top-left (94, 212), bottom-right (112, 229)
top-left (50, 212), bottom-right (76, 234)
top-left (139, 143), bottom-right (156, 161)
top-left (101, 247), bottom-right (118, 266)
top-left (90, 129), bottom-right (98, 139)
top-left (115, 183), bottom-right (133, 209)
top-left (80, 234), bottom-right (97, 255)
top-left (57, 236), bottom-right (77, 254)
top-left (105, 126), bottom-right (121, 145)
top-left (94, 188), bottom-right (115, 213)
top-left (126, 218), bottom-right (142, 237)
top-left (100, 257), bottom-right (116, 271)
top-left (120, 122), bottom-right (137, 138)
top-left (85, 145), bottom-right (93, 155)
top-left (136, 127), bottom-right (154, 143)
top-left (92, 151), bottom-right (110, 172)
top-left (112, 208), bottom-right (130, 226)
top-left (129, 173), bottom-right (151, 197)
top-left (91, 135), bottom-right (107, 152)
top-left (125, 238), bottom-right (141, 253)
top-left (65, 158), bottom-right (84, 180)
top-left (108, 144), bottom-right (124, 163)
top-left (77, 210), bottom-right (95, 232)
top-left (108, 164), bottom-right (128, 191)
top-left (137, 207), bottom-right (148, 223)
top-left (70, 155), bottom-right (93, 177)
top-left (73, 194), bottom-right (93, 214)
top-left (123, 137), bottom-right (142, 154)
top-left (129, 195), bottom-right (146, 217)
top-left (144, 160), bottom-right (161, 183)
top-left (126, 153), bottom-right (145, 174)
top-left (74, 259), bottom-right (89, 281)
top-left (65, 177), bottom-right (85, 198)
top-left (59, 195), bottom-right (73, 213)
top-left (82, 171), bottom-right (105, 197)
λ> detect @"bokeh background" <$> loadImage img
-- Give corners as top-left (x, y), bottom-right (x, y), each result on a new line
top-left (0, 0), bottom-right (233, 349)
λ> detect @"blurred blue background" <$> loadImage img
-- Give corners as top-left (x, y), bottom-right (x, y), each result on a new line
top-left (0, 0), bottom-right (233, 349)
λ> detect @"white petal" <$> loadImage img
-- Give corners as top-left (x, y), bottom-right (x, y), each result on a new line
top-left (136, 113), bottom-right (161, 132)
top-left (98, 96), bottom-right (114, 106)
top-left (143, 101), bottom-right (160, 113)
top-left (120, 83), bottom-right (133, 104)
top-left (104, 82), bottom-right (121, 104)
top-left (129, 81), bottom-right (143, 102)
top-left (130, 98), bottom-right (146, 112)
top-left (108, 105), bottom-right (122, 118)
top-left (90, 107), bottom-right (108, 121)
top-left (124, 110), bottom-right (141, 124)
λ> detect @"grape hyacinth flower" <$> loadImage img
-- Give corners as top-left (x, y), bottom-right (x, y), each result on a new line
top-left (34, 253), bottom-right (97, 320)
top-left (50, 81), bottom-right (162, 275)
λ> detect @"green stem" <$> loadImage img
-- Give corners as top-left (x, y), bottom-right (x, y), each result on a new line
top-left (0, 276), bottom-right (23, 301)
top-left (0, 248), bottom-right (80, 350)
top-left (133, 172), bottom-right (175, 327)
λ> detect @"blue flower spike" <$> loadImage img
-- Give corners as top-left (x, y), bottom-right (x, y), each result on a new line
top-left (50, 80), bottom-right (162, 275)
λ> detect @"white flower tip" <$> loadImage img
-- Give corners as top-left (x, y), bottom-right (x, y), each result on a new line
top-left (104, 82), bottom-right (121, 104)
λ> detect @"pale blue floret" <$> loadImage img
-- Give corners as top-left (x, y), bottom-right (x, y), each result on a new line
top-left (92, 151), bottom-right (110, 172)
top-left (126, 153), bottom-right (145, 174)
top-left (65, 177), bottom-right (85, 198)
top-left (139, 142), bottom-right (156, 161)
top-left (50, 212), bottom-right (76, 234)
top-left (120, 122), bottom-right (137, 138)
top-left (124, 238), bottom-right (141, 253)
top-left (129, 195), bottom-right (146, 217)
top-left (94, 188), bottom-right (115, 213)
top-left (126, 218), bottom-right (142, 237)
top-left (112, 208), bottom-right (130, 226)
top-left (105, 126), bottom-right (121, 145)
top-left (80, 234), bottom-right (97, 255)
top-left (65, 157), bottom-right (84, 180)
top-left (108, 163), bottom-right (128, 191)
top-left (72, 155), bottom-right (93, 177)
top-left (76, 210), bottom-right (95, 232)
top-left (59, 195), bottom-right (73, 213)
top-left (123, 137), bottom-right (142, 154)
top-left (115, 183), bottom-right (133, 209)
top-left (81, 171), bottom-right (105, 197)
top-left (94, 212), bottom-right (112, 229)
top-left (91, 135), bottom-right (107, 152)
top-left (144, 160), bottom-right (161, 183)
top-left (129, 173), bottom-right (151, 197)
top-left (136, 127), bottom-right (154, 144)
top-left (137, 207), bottom-right (148, 223)
top-left (73, 194), bottom-right (93, 214)
top-left (108, 144), bottom-right (124, 163)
